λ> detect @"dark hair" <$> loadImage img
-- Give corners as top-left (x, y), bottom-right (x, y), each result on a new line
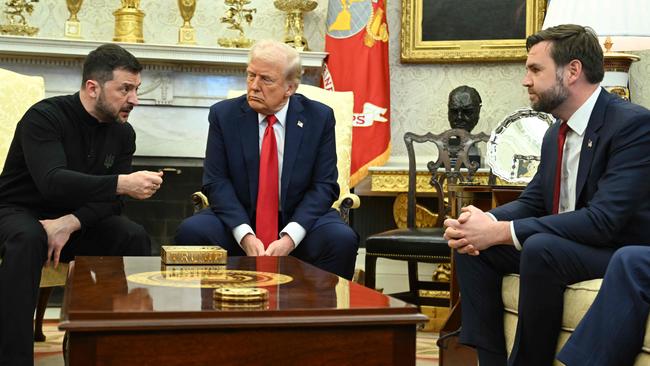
top-left (81, 44), bottom-right (142, 86)
top-left (526, 24), bottom-right (604, 84)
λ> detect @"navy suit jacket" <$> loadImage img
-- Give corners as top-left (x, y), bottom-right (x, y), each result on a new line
top-left (202, 93), bottom-right (340, 233)
top-left (491, 89), bottom-right (650, 247)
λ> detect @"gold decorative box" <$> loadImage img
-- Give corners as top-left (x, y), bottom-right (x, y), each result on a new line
top-left (160, 264), bottom-right (227, 279)
top-left (160, 245), bottom-right (227, 264)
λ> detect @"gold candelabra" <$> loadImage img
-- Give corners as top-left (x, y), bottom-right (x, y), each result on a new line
top-left (0, 0), bottom-right (39, 36)
top-left (177, 0), bottom-right (197, 45)
top-left (217, 0), bottom-right (255, 48)
top-left (65, 0), bottom-right (83, 38)
top-left (113, 0), bottom-right (145, 43)
top-left (274, 0), bottom-right (316, 51)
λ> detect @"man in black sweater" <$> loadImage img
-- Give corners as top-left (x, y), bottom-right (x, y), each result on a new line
top-left (0, 44), bottom-right (163, 366)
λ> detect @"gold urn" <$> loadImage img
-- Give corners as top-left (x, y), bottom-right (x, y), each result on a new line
top-left (177, 0), bottom-right (197, 45)
top-left (113, 0), bottom-right (145, 43)
top-left (273, 0), bottom-right (317, 51)
top-left (65, 0), bottom-right (83, 38)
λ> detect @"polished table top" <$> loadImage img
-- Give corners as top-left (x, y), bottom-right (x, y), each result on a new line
top-left (60, 256), bottom-right (425, 331)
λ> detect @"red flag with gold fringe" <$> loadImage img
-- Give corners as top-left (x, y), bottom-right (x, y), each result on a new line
top-left (324, 0), bottom-right (391, 187)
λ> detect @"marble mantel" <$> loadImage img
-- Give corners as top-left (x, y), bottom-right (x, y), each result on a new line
top-left (0, 35), bottom-right (327, 163)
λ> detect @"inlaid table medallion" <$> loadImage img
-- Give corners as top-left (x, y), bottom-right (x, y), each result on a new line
top-left (60, 256), bottom-right (426, 365)
top-left (128, 268), bottom-right (293, 288)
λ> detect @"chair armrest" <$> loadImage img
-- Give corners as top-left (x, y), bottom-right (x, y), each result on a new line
top-left (334, 193), bottom-right (361, 224)
top-left (191, 191), bottom-right (209, 213)
top-left (191, 191), bottom-right (360, 220)
top-left (334, 192), bottom-right (361, 211)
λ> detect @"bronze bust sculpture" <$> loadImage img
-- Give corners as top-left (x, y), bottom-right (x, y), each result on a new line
top-left (448, 85), bottom-right (482, 132)
top-left (447, 85), bottom-right (482, 166)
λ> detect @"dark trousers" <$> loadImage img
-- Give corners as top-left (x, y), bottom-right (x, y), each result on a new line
top-left (455, 233), bottom-right (615, 366)
top-left (175, 208), bottom-right (359, 279)
top-left (0, 205), bottom-right (151, 366)
top-left (557, 246), bottom-right (650, 366)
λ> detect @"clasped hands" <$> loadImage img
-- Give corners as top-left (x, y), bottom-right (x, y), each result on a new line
top-left (241, 233), bottom-right (295, 257)
top-left (444, 205), bottom-right (511, 256)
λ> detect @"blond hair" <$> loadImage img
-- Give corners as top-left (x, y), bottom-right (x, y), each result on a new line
top-left (249, 40), bottom-right (302, 86)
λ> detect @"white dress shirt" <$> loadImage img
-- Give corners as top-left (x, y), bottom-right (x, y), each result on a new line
top-left (508, 87), bottom-right (601, 250)
top-left (232, 99), bottom-right (307, 248)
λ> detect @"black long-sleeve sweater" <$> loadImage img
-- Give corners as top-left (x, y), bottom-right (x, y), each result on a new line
top-left (0, 92), bottom-right (135, 228)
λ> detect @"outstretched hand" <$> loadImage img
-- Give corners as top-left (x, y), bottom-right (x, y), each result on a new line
top-left (117, 170), bottom-right (163, 199)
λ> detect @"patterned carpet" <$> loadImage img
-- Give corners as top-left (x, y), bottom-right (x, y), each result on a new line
top-left (35, 321), bottom-right (438, 366)
top-left (416, 331), bottom-right (439, 366)
top-left (33, 321), bottom-right (65, 366)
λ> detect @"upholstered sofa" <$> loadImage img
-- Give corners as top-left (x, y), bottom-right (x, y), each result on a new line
top-left (503, 274), bottom-right (650, 365)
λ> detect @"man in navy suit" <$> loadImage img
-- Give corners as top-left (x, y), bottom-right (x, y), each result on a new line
top-left (444, 24), bottom-right (650, 366)
top-left (557, 246), bottom-right (649, 366)
top-left (175, 40), bottom-right (358, 279)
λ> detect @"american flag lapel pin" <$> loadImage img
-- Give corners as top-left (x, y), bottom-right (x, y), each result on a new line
top-left (297, 121), bottom-right (303, 128)
top-left (587, 139), bottom-right (593, 148)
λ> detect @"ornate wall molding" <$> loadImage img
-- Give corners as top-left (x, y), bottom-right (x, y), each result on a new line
top-left (0, 35), bottom-right (327, 68)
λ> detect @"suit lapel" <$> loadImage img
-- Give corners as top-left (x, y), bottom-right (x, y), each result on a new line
top-left (281, 95), bottom-right (305, 210)
top-left (239, 101), bottom-right (261, 206)
top-left (575, 89), bottom-right (608, 202)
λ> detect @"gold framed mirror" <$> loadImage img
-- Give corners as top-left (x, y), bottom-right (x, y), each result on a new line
top-left (401, 0), bottom-right (547, 63)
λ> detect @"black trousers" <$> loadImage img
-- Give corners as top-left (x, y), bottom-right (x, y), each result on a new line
top-left (455, 233), bottom-right (616, 366)
top-left (0, 205), bottom-right (151, 366)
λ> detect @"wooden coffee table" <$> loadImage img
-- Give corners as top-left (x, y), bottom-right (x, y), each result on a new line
top-left (60, 256), bottom-right (427, 365)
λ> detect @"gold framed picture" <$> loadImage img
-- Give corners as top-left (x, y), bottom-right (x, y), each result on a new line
top-left (401, 0), bottom-right (547, 63)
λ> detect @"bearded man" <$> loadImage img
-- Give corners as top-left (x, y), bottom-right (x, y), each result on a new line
top-left (0, 44), bottom-right (162, 365)
top-left (444, 24), bottom-right (650, 366)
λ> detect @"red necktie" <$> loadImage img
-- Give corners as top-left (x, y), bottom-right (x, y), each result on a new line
top-left (552, 122), bottom-right (570, 214)
top-left (256, 115), bottom-right (279, 248)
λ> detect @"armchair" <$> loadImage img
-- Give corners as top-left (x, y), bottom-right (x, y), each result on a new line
top-left (364, 129), bottom-right (489, 311)
top-left (503, 275), bottom-right (650, 365)
top-left (0, 68), bottom-right (45, 170)
top-left (0, 68), bottom-right (67, 341)
top-left (191, 85), bottom-right (360, 222)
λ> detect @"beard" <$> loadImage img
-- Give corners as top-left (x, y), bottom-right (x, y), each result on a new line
top-left (95, 91), bottom-right (131, 124)
top-left (531, 71), bottom-right (569, 114)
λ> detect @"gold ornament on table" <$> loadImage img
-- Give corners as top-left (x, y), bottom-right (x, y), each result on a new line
top-left (273, 0), bottom-right (316, 51)
top-left (65, 0), bottom-right (83, 39)
top-left (113, 0), bottom-right (145, 43)
top-left (0, 0), bottom-right (39, 36)
top-left (217, 0), bottom-right (255, 48)
top-left (177, 0), bottom-right (197, 45)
